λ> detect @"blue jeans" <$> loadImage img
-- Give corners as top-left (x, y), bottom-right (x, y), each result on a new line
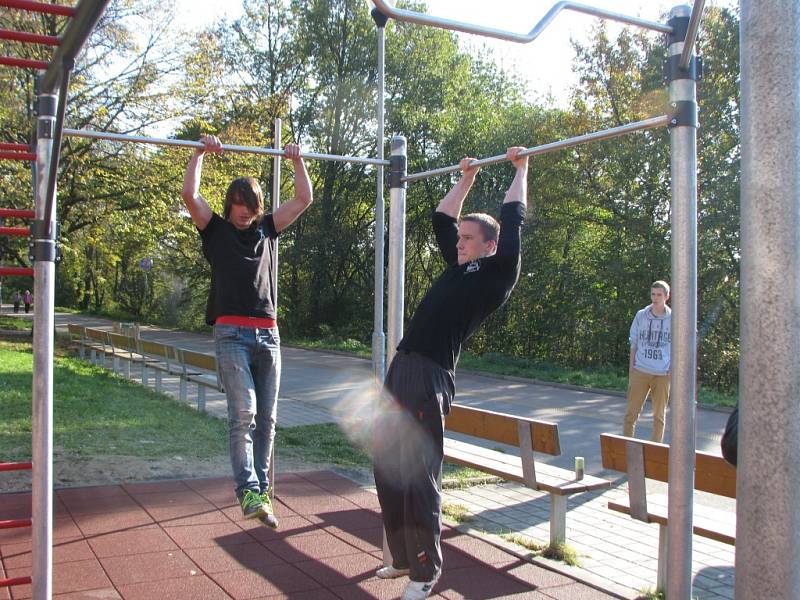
top-left (214, 325), bottom-right (281, 498)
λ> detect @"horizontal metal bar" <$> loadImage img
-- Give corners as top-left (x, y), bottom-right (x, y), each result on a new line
top-left (0, 519), bottom-right (32, 530)
top-left (0, 208), bottom-right (35, 219)
top-left (371, 0), bottom-right (671, 44)
top-left (64, 128), bottom-right (391, 167)
top-left (0, 150), bottom-right (37, 161)
top-left (0, 0), bottom-right (75, 16)
top-left (0, 29), bottom-right (60, 46)
top-left (0, 576), bottom-right (32, 588)
top-left (0, 227), bottom-right (30, 237)
top-left (0, 267), bottom-right (34, 277)
top-left (0, 55), bottom-right (49, 70)
top-left (679, 0), bottom-right (705, 70)
top-left (0, 142), bottom-right (31, 152)
top-left (404, 115), bottom-right (671, 183)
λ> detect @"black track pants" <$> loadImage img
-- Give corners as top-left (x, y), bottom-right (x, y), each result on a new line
top-left (373, 351), bottom-right (453, 583)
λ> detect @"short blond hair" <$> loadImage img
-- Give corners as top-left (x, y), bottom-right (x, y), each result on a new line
top-left (460, 213), bottom-right (499, 242)
top-left (651, 280), bottom-right (670, 296)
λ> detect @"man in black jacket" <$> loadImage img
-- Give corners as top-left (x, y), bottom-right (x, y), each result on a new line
top-left (373, 147), bottom-right (529, 600)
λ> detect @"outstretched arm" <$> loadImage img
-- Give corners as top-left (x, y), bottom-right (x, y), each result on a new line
top-left (272, 143), bottom-right (313, 233)
top-left (435, 158), bottom-right (481, 218)
top-left (503, 146), bottom-right (529, 207)
top-left (180, 135), bottom-right (218, 231)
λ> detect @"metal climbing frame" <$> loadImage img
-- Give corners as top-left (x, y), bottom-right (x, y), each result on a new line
top-left (8, 0), bottom-right (793, 598)
top-left (374, 2), bottom-right (703, 599)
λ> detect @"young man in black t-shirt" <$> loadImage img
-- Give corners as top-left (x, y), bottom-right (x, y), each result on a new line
top-left (373, 147), bottom-right (529, 599)
top-left (181, 135), bottom-right (313, 527)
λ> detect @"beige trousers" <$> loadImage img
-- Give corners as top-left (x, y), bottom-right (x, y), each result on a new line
top-left (623, 368), bottom-right (670, 442)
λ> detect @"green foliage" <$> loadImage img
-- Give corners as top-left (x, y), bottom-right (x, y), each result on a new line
top-left (1, 3), bottom-right (742, 396)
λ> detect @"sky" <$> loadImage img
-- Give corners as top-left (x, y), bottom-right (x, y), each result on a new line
top-left (172, 0), bottom-right (736, 107)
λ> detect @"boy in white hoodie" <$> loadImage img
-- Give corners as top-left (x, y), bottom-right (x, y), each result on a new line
top-left (623, 280), bottom-right (672, 442)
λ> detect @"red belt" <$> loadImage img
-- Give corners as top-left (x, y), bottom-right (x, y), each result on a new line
top-left (215, 315), bottom-right (277, 328)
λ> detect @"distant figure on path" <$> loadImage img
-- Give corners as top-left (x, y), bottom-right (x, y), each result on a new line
top-left (623, 280), bottom-right (672, 442)
top-left (23, 290), bottom-right (32, 314)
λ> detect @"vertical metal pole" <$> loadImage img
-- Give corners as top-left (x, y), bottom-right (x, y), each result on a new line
top-left (269, 117), bottom-right (281, 500)
top-left (386, 136), bottom-right (407, 369)
top-left (32, 86), bottom-right (58, 600)
top-left (738, 1), bottom-right (800, 597)
top-left (665, 5), bottom-right (697, 599)
top-left (371, 8), bottom-right (388, 382)
top-left (272, 118), bottom-right (282, 299)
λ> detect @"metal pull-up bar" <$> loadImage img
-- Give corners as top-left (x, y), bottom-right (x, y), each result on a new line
top-left (403, 114), bottom-right (670, 183)
top-left (370, 0), bottom-right (672, 43)
top-left (63, 128), bottom-right (391, 167)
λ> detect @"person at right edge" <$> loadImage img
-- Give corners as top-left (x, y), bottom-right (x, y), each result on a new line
top-left (372, 147), bottom-right (529, 600)
top-left (623, 280), bottom-right (672, 442)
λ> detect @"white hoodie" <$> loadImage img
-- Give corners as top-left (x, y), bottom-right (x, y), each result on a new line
top-left (629, 304), bottom-right (671, 375)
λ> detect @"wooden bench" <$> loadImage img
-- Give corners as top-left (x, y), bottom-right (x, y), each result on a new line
top-left (173, 347), bottom-right (223, 412)
top-left (444, 404), bottom-right (610, 545)
top-left (83, 327), bottom-right (113, 368)
top-left (134, 338), bottom-right (180, 393)
top-left (67, 324), bottom-right (90, 360)
top-left (600, 433), bottom-right (737, 591)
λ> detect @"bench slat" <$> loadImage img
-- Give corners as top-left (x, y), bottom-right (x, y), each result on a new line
top-left (447, 404), bottom-right (560, 455)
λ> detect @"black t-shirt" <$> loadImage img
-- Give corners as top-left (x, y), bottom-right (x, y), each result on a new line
top-left (397, 201), bottom-right (525, 372)
top-left (199, 212), bottom-right (280, 325)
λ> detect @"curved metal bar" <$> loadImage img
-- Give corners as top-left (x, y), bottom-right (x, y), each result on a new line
top-left (679, 0), bottom-right (706, 70)
top-left (403, 115), bottom-right (671, 183)
top-left (63, 128), bottom-right (391, 167)
top-left (370, 0), bottom-right (672, 43)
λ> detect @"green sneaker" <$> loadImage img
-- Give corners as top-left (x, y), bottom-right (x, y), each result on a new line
top-left (258, 491), bottom-right (279, 528)
top-left (240, 489), bottom-right (263, 519)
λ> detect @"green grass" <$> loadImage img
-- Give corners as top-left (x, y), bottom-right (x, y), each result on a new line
top-left (0, 338), bottom-right (228, 462)
top-left (500, 533), bottom-right (580, 567)
top-left (285, 336), bottom-right (371, 358)
top-left (0, 315), bottom-right (33, 331)
top-left (442, 501), bottom-right (472, 523)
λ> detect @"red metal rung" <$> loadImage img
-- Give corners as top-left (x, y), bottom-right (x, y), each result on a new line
top-left (0, 227), bottom-right (30, 237)
top-left (0, 519), bottom-right (31, 530)
top-left (0, 267), bottom-right (33, 277)
top-left (0, 0), bottom-right (76, 16)
top-left (0, 150), bottom-right (37, 161)
top-left (0, 29), bottom-right (60, 46)
top-left (0, 208), bottom-right (34, 219)
top-left (0, 142), bottom-right (31, 152)
top-left (0, 576), bottom-right (32, 588)
top-left (0, 55), bottom-right (49, 70)
top-left (0, 461), bottom-right (32, 471)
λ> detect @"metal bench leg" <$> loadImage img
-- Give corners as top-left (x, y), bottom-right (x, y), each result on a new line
top-left (180, 376), bottom-right (187, 403)
top-left (90, 348), bottom-right (96, 364)
top-left (155, 370), bottom-right (162, 393)
top-left (125, 358), bottom-right (131, 379)
top-left (142, 364), bottom-right (149, 387)
top-left (79, 345), bottom-right (85, 360)
top-left (549, 494), bottom-right (567, 545)
top-left (113, 356), bottom-right (120, 374)
top-left (197, 385), bottom-right (206, 412)
top-left (656, 523), bottom-right (668, 592)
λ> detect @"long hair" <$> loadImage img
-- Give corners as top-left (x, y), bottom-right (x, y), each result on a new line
top-left (223, 177), bottom-right (264, 221)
